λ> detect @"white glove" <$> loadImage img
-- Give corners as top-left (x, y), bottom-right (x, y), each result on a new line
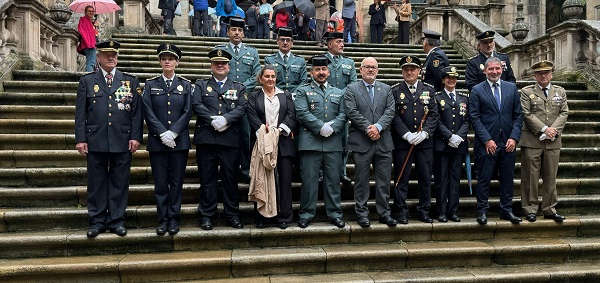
top-left (412, 131), bottom-right (428, 145)
top-left (210, 116), bottom-right (228, 130)
top-left (160, 130), bottom-right (177, 144)
top-left (449, 134), bottom-right (463, 147)
top-left (320, 121), bottom-right (334, 137)
top-left (402, 132), bottom-right (418, 144)
top-left (539, 133), bottom-right (547, 141)
top-left (448, 140), bottom-right (459, 148)
top-left (165, 139), bottom-right (176, 148)
top-left (216, 124), bottom-right (229, 132)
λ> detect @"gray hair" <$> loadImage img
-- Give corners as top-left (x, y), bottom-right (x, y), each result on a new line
top-left (484, 56), bottom-right (502, 68)
top-left (425, 38), bottom-right (441, 47)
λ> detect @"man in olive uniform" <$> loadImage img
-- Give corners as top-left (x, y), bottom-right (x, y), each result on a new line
top-left (390, 55), bottom-right (439, 224)
top-left (75, 40), bottom-right (143, 237)
top-left (264, 27), bottom-right (307, 95)
top-left (217, 17), bottom-right (261, 182)
top-left (421, 29), bottom-right (449, 92)
top-left (465, 30), bottom-right (516, 91)
top-left (520, 60), bottom-right (568, 222)
top-left (192, 48), bottom-right (247, 230)
top-left (295, 56), bottom-right (347, 229)
top-left (432, 66), bottom-right (469, 223)
top-left (324, 31), bottom-right (357, 186)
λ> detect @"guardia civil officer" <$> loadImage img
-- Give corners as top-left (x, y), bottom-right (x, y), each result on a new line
top-left (465, 30), bottom-right (516, 91)
top-left (142, 43), bottom-right (192, 235)
top-left (264, 27), bottom-right (308, 95)
top-left (192, 48), bottom-right (247, 230)
top-left (432, 66), bottom-right (469, 223)
top-left (75, 40), bottom-right (143, 237)
top-left (421, 29), bottom-right (449, 92)
top-left (295, 56), bottom-right (347, 229)
top-left (390, 55), bottom-right (439, 224)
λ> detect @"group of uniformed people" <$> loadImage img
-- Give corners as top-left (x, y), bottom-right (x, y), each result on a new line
top-left (75, 18), bottom-right (568, 237)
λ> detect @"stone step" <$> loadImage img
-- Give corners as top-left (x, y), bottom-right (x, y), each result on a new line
top-left (1, 195), bottom-right (599, 232)
top-left (1, 214), bottom-right (598, 260)
top-left (1, 237), bottom-right (600, 282)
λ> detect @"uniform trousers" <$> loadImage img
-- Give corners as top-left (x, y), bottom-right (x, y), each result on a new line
top-left (475, 144), bottom-right (516, 215)
top-left (392, 147), bottom-right (433, 217)
top-left (520, 147), bottom-right (560, 216)
top-left (149, 150), bottom-right (189, 224)
top-left (353, 145), bottom-right (392, 217)
top-left (86, 151), bottom-right (131, 229)
top-left (196, 144), bottom-right (241, 219)
top-left (433, 152), bottom-right (463, 216)
top-left (298, 150), bottom-right (343, 220)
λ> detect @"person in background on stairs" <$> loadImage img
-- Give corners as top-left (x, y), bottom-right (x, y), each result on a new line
top-left (295, 55), bottom-right (347, 229)
top-left (75, 40), bottom-right (143, 238)
top-left (192, 48), bottom-right (247, 231)
top-left (390, 55), bottom-right (439, 225)
top-left (159, 0), bottom-right (179, 35)
top-left (323, 31), bottom-right (357, 187)
top-left (342, 0), bottom-right (356, 43)
top-left (393, 0), bottom-right (411, 44)
top-left (247, 65), bottom-right (297, 229)
top-left (192, 0), bottom-right (210, 36)
top-left (519, 60), bottom-right (568, 223)
top-left (77, 5), bottom-right (98, 72)
top-left (421, 30), bottom-right (449, 93)
top-left (368, 0), bottom-right (386, 44)
top-left (264, 27), bottom-right (307, 96)
top-left (245, 2), bottom-right (258, 39)
top-left (469, 56), bottom-right (523, 225)
top-left (314, 0), bottom-right (329, 47)
top-left (142, 43), bottom-right (192, 236)
top-left (257, 0), bottom-right (273, 39)
top-left (432, 66), bottom-right (469, 223)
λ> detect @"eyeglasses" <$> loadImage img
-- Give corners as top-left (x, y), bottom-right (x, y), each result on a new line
top-left (277, 38), bottom-right (292, 43)
top-left (362, 65), bottom-right (378, 70)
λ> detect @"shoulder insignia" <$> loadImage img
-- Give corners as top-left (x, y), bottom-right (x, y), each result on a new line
top-left (458, 92), bottom-right (469, 97)
top-left (215, 44), bottom-right (226, 48)
top-left (391, 83), bottom-right (401, 89)
top-left (435, 91), bottom-right (443, 96)
top-left (121, 72), bottom-right (136, 77)
top-left (178, 76), bottom-right (190, 82)
top-left (553, 84), bottom-right (564, 90)
top-left (468, 55), bottom-right (478, 60)
top-left (82, 72), bottom-right (95, 77)
top-left (522, 85), bottom-right (534, 90)
top-left (147, 75), bottom-right (161, 81)
top-left (232, 80), bottom-right (244, 86)
top-left (265, 53), bottom-right (276, 57)
top-left (423, 82), bottom-right (434, 88)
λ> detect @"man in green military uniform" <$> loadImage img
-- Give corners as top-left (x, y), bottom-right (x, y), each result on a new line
top-left (295, 56), bottom-right (347, 229)
top-left (323, 31), bottom-right (357, 186)
top-left (264, 27), bottom-right (307, 96)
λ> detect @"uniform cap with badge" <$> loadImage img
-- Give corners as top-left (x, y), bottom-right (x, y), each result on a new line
top-left (208, 47), bottom-right (232, 62)
top-left (276, 27), bottom-right (294, 38)
top-left (441, 66), bottom-right (460, 78)
top-left (531, 60), bottom-right (554, 72)
top-left (399, 55), bottom-right (422, 69)
top-left (229, 17), bottom-right (246, 28)
top-left (476, 30), bottom-right (495, 41)
top-left (96, 40), bottom-right (120, 53)
top-left (323, 32), bottom-right (344, 41)
top-left (422, 30), bottom-right (442, 40)
top-left (157, 43), bottom-right (182, 60)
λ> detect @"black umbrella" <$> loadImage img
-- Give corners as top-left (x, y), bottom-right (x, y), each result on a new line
top-left (293, 0), bottom-right (315, 18)
top-left (273, 0), bottom-right (294, 11)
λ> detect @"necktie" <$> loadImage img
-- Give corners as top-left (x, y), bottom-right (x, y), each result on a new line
top-left (493, 83), bottom-right (501, 108)
top-left (105, 72), bottom-right (113, 88)
top-left (449, 92), bottom-right (455, 102)
top-left (217, 81), bottom-right (223, 89)
top-left (234, 46), bottom-right (239, 56)
top-left (166, 79), bottom-right (172, 88)
top-left (542, 87), bottom-right (548, 98)
top-left (409, 85), bottom-right (415, 94)
top-left (283, 54), bottom-right (288, 64)
top-left (334, 55), bottom-right (339, 64)
top-left (368, 85), bottom-right (374, 104)
top-left (319, 84), bottom-right (326, 92)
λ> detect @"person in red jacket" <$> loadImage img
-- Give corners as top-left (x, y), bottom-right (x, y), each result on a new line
top-left (77, 6), bottom-right (97, 72)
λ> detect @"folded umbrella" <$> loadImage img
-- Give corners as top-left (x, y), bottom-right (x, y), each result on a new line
top-left (465, 153), bottom-right (472, 195)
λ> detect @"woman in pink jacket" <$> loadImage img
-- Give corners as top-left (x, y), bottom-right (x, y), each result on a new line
top-left (77, 5), bottom-right (98, 72)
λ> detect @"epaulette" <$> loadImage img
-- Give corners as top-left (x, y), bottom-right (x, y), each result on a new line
top-left (458, 92), bottom-right (469, 97)
top-left (468, 54), bottom-right (478, 60)
top-left (391, 83), bottom-right (401, 89)
top-left (177, 76), bottom-right (190, 82)
top-left (522, 85), bottom-right (535, 90)
top-left (122, 72), bottom-right (136, 78)
top-left (265, 53), bottom-right (276, 57)
top-left (435, 91), bottom-right (443, 96)
top-left (553, 84), bottom-right (564, 90)
top-left (146, 75), bottom-right (161, 81)
top-left (232, 80), bottom-right (244, 86)
top-left (82, 72), bottom-right (95, 77)
top-left (215, 44), bottom-right (226, 48)
top-left (423, 82), bottom-right (435, 89)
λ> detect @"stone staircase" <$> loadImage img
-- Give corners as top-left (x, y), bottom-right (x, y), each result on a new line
top-left (1, 34), bottom-right (600, 282)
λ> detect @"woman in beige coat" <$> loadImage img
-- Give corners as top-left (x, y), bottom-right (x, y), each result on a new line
top-left (394, 0), bottom-right (411, 44)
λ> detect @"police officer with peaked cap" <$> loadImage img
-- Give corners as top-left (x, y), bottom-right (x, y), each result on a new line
top-left (421, 29), bottom-right (449, 92)
top-left (192, 48), bottom-right (248, 230)
top-left (142, 43), bottom-right (192, 235)
top-left (465, 30), bottom-right (516, 91)
top-left (264, 27), bottom-right (307, 95)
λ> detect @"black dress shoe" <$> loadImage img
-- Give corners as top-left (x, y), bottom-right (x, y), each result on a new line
top-left (357, 216), bottom-right (371, 228)
top-left (86, 227), bottom-right (103, 238)
top-left (277, 222), bottom-right (289, 229)
top-left (438, 215), bottom-right (448, 222)
top-left (111, 226), bottom-right (127, 236)
top-left (331, 217), bottom-right (345, 228)
top-left (228, 217), bottom-right (244, 229)
top-left (397, 216), bottom-right (409, 225)
top-left (156, 222), bottom-right (168, 235)
top-left (168, 222), bottom-right (180, 235)
top-left (525, 213), bottom-right (537, 222)
top-left (419, 214), bottom-right (433, 223)
top-left (500, 212), bottom-right (522, 223)
top-left (298, 218), bottom-right (310, 228)
top-left (544, 213), bottom-right (566, 222)
top-left (379, 216), bottom-right (398, 227)
top-left (340, 175), bottom-right (352, 186)
top-left (200, 217), bottom-right (213, 230)
top-left (477, 213), bottom-right (487, 225)
top-left (448, 213), bottom-right (461, 222)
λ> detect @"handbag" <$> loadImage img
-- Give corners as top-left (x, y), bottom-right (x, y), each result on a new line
top-left (174, 2), bottom-right (182, 16)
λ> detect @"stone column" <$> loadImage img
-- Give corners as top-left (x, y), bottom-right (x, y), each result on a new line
top-left (122, 0), bottom-right (149, 33)
top-left (421, 7), bottom-right (444, 34)
top-left (56, 27), bottom-right (79, 71)
top-left (12, 0), bottom-right (47, 61)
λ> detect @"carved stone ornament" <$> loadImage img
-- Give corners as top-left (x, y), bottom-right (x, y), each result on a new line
top-left (49, 0), bottom-right (73, 25)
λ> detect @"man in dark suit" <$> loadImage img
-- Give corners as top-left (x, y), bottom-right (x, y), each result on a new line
top-left (469, 56), bottom-right (523, 225)
top-left (344, 57), bottom-right (397, 228)
top-left (192, 48), bottom-right (247, 230)
top-left (421, 29), bottom-right (449, 92)
top-left (432, 66), bottom-right (469, 223)
top-left (245, 3), bottom-right (258, 39)
top-left (465, 30), bottom-right (516, 91)
top-left (75, 40), bottom-right (143, 237)
top-left (295, 56), bottom-right (347, 229)
top-left (391, 55), bottom-right (439, 224)
top-left (142, 43), bottom-right (192, 235)
top-left (368, 0), bottom-right (386, 43)
top-left (158, 0), bottom-right (178, 35)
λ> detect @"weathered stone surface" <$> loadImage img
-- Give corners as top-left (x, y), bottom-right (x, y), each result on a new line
top-left (0, 231), bottom-right (69, 259)
top-left (250, 223), bottom-right (350, 247)
top-left (174, 228), bottom-right (252, 251)
top-left (491, 239), bottom-right (570, 265)
top-left (404, 241), bottom-right (494, 268)
top-left (494, 218), bottom-right (579, 239)
top-left (323, 243), bottom-right (408, 272)
top-left (271, 272), bottom-right (373, 283)
top-left (231, 247), bottom-right (325, 277)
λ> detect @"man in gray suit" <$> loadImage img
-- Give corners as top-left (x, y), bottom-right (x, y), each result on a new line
top-left (344, 57), bottom-right (398, 228)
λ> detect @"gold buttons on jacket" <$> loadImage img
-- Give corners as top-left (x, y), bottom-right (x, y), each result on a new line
top-left (108, 113), bottom-right (112, 117)
top-left (168, 111), bottom-right (171, 114)
top-left (108, 122), bottom-right (112, 126)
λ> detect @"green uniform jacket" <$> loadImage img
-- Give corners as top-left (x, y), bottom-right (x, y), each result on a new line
top-left (324, 53), bottom-right (357, 90)
top-left (295, 81), bottom-right (346, 152)
top-left (218, 43), bottom-right (261, 91)
top-left (264, 52), bottom-right (307, 94)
